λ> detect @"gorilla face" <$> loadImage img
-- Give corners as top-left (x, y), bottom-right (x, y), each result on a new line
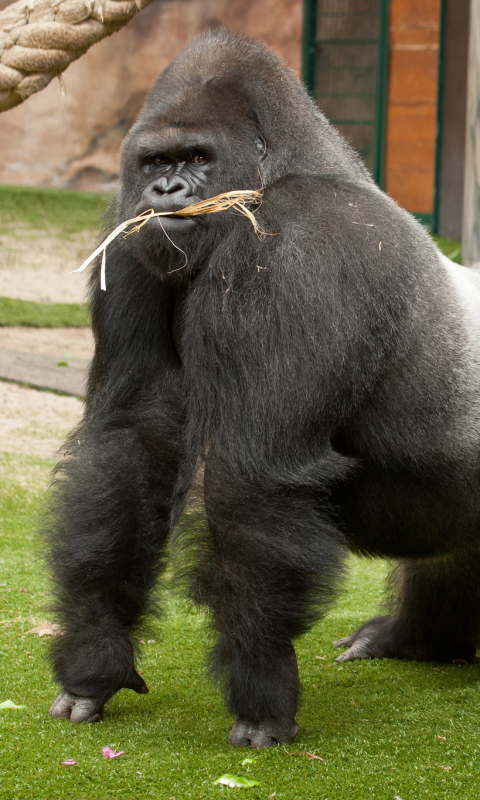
top-left (118, 89), bottom-right (268, 276)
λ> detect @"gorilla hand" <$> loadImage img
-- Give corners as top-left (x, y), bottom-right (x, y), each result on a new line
top-left (49, 670), bottom-right (148, 723)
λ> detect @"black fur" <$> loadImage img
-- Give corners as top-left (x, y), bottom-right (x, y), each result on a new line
top-left (47, 30), bottom-right (480, 746)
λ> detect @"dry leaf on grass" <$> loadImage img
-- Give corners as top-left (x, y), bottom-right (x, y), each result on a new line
top-left (26, 622), bottom-right (64, 637)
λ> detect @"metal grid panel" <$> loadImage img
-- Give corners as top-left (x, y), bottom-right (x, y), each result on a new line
top-left (314, 0), bottom-right (381, 171)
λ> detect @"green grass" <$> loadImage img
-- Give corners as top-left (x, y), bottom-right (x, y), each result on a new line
top-left (431, 235), bottom-right (462, 264)
top-left (0, 185), bottom-right (111, 236)
top-left (0, 297), bottom-right (90, 328)
top-left (1, 452), bottom-right (480, 799)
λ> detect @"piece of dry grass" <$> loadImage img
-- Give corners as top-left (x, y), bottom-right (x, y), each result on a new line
top-left (73, 190), bottom-right (263, 290)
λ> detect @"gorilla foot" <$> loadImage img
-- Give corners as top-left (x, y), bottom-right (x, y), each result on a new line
top-left (333, 616), bottom-right (397, 662)
top-left (49, 689), bottom-right (104, 723)
top-left (333, 616), bottom-right (478, 663)
top-left (228, 717), bottom-right (299, 748)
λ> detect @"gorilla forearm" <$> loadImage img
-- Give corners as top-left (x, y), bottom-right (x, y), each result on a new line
top-left (48, 426), bottom-right (179, 695)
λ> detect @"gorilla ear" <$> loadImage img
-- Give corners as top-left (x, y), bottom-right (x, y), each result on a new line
top-left (255, 136), bottom-right (267, 160)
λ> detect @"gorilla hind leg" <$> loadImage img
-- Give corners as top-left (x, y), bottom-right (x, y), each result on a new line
top-left (198, 456), bottom-right (346, 747)
top-left (334, 554), bottom-right (480, 663)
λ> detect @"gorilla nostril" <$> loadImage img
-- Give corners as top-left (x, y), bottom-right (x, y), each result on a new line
top-left (165, 180), bottom-right (187, 195)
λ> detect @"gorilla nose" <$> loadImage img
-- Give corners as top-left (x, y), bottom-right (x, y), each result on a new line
top-left (142, 177), bottom-right (192, 210)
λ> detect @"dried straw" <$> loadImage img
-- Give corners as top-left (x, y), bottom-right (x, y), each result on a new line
top-left (73, 190), bottom-right (263, 291)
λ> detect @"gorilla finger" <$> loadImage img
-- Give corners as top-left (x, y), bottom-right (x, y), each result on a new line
top-left (49, 689), bottom-right (75, 720)
top-left (124, 670), bottom-right (149, 694)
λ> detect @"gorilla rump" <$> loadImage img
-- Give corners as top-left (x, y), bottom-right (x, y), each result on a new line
top-left (48, 30), bottom-right (480, 747)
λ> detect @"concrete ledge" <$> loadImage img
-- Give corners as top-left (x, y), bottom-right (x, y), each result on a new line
top-left (0, 350), bottom-right (88, 397)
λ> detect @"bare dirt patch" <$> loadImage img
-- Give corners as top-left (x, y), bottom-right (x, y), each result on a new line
top-left (0, 228), bottom-right (95, 304)
top-left (0, 327), bottom-right (93, 359)
top-left (0, 381), bottom-right (83, 459)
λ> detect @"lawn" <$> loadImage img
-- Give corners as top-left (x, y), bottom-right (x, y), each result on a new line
top-left (0, 297), bottom-right (89, 328)
top-left (1, 451), bottom-right (479, 800)
top-left (0, 185), bottom-right (109, 237)
top-left (0, 186), bottom-right (476, 798)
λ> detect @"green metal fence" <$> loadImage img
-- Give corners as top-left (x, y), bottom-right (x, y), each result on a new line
top-left (303, 0), bottom-right (390, 188)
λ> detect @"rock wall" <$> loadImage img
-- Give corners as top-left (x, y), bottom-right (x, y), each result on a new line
top-left (0, 0), bottom-right (303, 191)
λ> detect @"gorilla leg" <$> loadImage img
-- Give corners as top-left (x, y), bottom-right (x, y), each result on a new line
top-left (334, 554), bottom-right (480, 663)
top-left (199, 459), bottom-right (345, 747)
top-left (48, 424), bottom-right (185, 722)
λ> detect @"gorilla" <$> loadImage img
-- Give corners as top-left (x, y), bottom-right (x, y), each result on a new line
top-left (48, 29), bottom-right (480, 748)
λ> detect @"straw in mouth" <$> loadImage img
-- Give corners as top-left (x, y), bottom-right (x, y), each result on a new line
top-left (72, 190), bottom-right (264, 291)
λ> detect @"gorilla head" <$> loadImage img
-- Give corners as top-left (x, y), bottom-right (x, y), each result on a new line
top-left (117, 31), bottom-right (369, 274)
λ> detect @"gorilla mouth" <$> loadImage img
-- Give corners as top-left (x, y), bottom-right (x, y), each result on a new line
top-left (74, 190), bottom-right (263, 290)
top-left (134, 197), bottom-right (202, 219)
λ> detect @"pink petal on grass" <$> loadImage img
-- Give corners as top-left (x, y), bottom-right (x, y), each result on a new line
top-left (102, 747), bottom-right (124, 759)
top-left (61, 759), bottom-right (77, 766)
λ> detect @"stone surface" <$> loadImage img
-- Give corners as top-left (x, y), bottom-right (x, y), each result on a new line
top-left (0, 0), bottom-right (303, 192)
top-left (0, 349), bottom-right (88, 396)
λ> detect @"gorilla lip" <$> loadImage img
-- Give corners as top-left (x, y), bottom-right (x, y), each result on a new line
top-left (73, 190), bottom-right (263, 291)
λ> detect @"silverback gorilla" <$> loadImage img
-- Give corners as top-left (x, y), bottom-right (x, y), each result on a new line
top-left (48, 30), bottom-right (480, 748)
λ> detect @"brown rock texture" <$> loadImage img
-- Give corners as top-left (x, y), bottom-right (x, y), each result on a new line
top-left (0, 0), bottom-right (303, 191)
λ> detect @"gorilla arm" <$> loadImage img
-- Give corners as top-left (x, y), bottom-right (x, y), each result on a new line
top-left (48, 241), bottom-right (189, 722)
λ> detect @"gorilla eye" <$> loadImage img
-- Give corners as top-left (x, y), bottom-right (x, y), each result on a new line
top-left (153, 155), bottom-right (168, 166)
top-left (191, 152), bottom-right (207, 164)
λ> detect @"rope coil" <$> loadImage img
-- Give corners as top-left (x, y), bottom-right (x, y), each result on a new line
top-left (0, 0), bottom-right (154, 112)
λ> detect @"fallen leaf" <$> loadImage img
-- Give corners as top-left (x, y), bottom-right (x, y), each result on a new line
top-left (102, 746), bottom-right (125, 759)
top-left (61, 759), bottom-right (77, 767)
top-left (20, 589), bottom-right (28, 593)
top-left (437, 735), bottom-right (446, 740)
top-left (213, 774), bottom-right (260, 788)
top-left (26, 622), bottom-right (64, 637)
top-left (0, 700), bottom-right (25, 709)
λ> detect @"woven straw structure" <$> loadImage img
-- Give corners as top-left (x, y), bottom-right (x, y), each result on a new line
top-left (0, 0), bottom-right (154, 112)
